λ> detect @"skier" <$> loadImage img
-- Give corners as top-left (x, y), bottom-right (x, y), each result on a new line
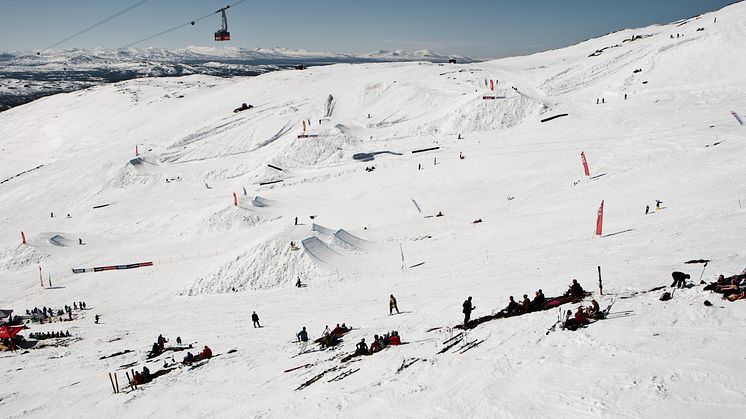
top-left (297, 326), bottom-right (309, 354)
top-left (670, 271), bottom-right (690, 288)
top-left (458, 133), bottom-right (462, 140)
top-left (389, 294), bottom-right (400, 315)
top-left (655, 200), bottom-right (662, 211)
top-left (462, 296), bottom-right (475, 324)
top-left (602, 98), bottom-right (605, 104)
top-left (596, 98), bottom-right (599, 104)
top-left (94, 314), bottom-right (100, 324)
top-left (295, 277), bottom-right (302, 287)
top-left (251, 311), bottom-right (261, 328)
top-left (78, 238), bottom-right (83, 245)
top-left (624, 93), bottom-right (628, 100)
top-left (176, 336), bottom-right (182, 346)
top-left (294, 216), bottom-right (298, 225)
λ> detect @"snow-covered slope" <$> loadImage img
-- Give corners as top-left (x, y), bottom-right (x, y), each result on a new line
top-left (1, 3), bottom-right (745, 418)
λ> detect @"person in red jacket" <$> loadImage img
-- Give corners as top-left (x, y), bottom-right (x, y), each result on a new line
top-left (388, 331), bottom-right (401, 346)
top-left (200, 345), bottom-right (213, 359)
top-left (574, 307), bottom-right (589, 326)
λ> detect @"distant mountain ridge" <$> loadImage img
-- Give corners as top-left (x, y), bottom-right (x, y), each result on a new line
top-left (0, 46), bottom-right (472, 111)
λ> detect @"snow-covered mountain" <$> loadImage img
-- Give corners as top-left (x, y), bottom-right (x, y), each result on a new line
top-left (1, 2), bottom-right (745, 418)
top-left (0, 47), bottom-right (471, 111)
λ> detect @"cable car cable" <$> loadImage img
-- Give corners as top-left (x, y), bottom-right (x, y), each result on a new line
top-left (122, 0), bottom-right (248, 48)
top-left (39, 0), bottom-right (150, 54)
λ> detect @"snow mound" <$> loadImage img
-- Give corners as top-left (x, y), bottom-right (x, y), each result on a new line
top-left (183, 239), bottom-right (320, 294)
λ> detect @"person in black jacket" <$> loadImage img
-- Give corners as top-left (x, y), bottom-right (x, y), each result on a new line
top-left (505, 296), bottom-right (519, 314)
top-left (462, 297), bottom-right (475, 324)
top-left (297, 327), bottom-right (309, 354)
top-left (251, 311), bottom-right (261, 328)
top-left (567, 279), bottom-right (586, 297)
top-left (671, 271), bottom-right (690, 288)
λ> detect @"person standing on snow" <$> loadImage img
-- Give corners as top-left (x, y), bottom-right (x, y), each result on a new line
top-left (297, 326), bottom-right (309, 354)
top-left (389, 294), bottom-right (400, 315)
top-left (251, 311), bottom-right (261, 328)
top-left (462, 297), bottom-right (475, 324)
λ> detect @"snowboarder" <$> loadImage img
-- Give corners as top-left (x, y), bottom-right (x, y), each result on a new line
top-left (655, 200), bottom-right (662, 211)
top-left (671, 271), bottom-right (690, 288)
top-left (645, 205), bottom-right (650, 215)
top-left (462, 296), bottom-right (474, 324)
top-left (389, 294), bottom-right (400, 315)
top-left (459, 152), bottom-right (465, 160)
top-left (252, 311), bottom-right (261, 328)
top-left (297, 326), bottom-right (309, 354)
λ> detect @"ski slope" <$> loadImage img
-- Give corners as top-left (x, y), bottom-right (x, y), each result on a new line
top-left (1, 3), bottom-right (746, 418)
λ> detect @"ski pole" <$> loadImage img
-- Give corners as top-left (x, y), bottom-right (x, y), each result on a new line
top-left (698, 262), bottom-right (709, 283)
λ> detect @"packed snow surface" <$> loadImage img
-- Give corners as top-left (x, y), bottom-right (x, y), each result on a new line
top-left (1, 4), bottom-right (746, 418)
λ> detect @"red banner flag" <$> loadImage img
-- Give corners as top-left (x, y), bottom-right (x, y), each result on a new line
top-left (302, 120), bottom-right (307, 133)
top-left (581, 151), bottom-right (590, 176)
top-left (595, 200), bottom-right (604, 236)
top-left (233, 192), bottom-right (238, 207)
top-left (489, 79), bottom-right (494, 91)
top-left (21, 231), bottom-right (26, 245)
top-left (135, 144), bottom-right (139, 156)
top-left (39, 266), bottom-right (44, 288)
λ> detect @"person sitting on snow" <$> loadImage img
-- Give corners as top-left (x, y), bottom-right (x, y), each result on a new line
top-left (200, 345), bottom-right (213, 360)
top-left (567, 279), bottom-right (586, 297)
top-left (505, 296), bottom-right (519, 314)
top-left (355, 338), bottom-right (368, 356)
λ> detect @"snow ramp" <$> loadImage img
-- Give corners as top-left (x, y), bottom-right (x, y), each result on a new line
top-left (49, 234), bottom-right (75, 247)
top-left (251, 196), bottom-right (272, 207)
top-left (311, 223), bottom-right (336, 237)
top-left (301, 237), bottom-right (341, 264)
top-left (333, 229), bottom-right (372, 251)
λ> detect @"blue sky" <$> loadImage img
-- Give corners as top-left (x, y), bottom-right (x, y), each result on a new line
top-left (0, 0), bottom-right (736, 58)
